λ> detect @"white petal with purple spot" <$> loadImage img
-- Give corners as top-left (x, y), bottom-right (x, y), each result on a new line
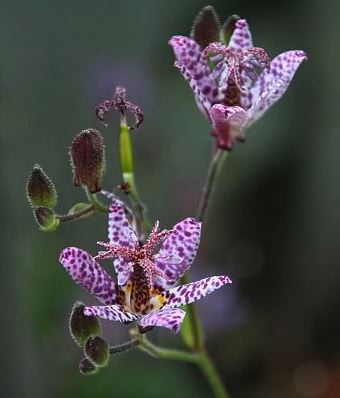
top-left (84, 304), bottom-right (140, 323)
top-left (247, 50), bottom-right (307, 125)
top-left (228, 19), bottom-right (253, 50)
top-left (154, 218), bottom-right (201, 289)
top-left (108, 199), bottom-right (138, 285)
top-left (164, 275), bottom-right (232, 309)
top-left (139, 308), bottom-right (186, 333)
top-left (59, 247), bottom-right (117, 305)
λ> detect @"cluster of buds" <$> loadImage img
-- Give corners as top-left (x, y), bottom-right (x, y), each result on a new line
top-left (26, 164), bottom-right (59, 231)
top-left (69, 302), bottom-right (110, 375)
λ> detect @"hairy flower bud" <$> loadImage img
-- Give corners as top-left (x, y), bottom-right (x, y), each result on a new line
top-left (79, 358), bottom-right (99, 376)
top-left (69, 302), bottom-right (101, 347)
top-left (26, 164), bottom-right (57, 208)
top-left (191, 5), bottom-right (220, 48)
top-left (33, 206), bottom-right (59, 231)
top-left (70, 129), bottom-right (106, 193)
top-left (222, 14), bottom-right (240, 44)
top-left (85, 336), bottom-right (110, 367)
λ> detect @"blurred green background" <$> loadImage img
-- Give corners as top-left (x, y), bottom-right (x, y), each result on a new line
top-left (2, 0), bottom-right (340, 397)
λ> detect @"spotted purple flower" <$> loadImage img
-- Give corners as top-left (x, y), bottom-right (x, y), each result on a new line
top-left (169, 18), bottom-right (307, 150)
top-left (59, 199), bottom-right (231, 333)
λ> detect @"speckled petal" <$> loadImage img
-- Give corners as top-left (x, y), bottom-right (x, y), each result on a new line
top-left (164, 276), bottom-right (232, 309)
top-left (169, 36), bottom-right (218, 109)
top-left (174, 61), bottom-right (212, 117)
top-left (228, 19), bottom-right (253, 49)
top-left (84, 304), bottom-right (140, 323)
top-left (108, 199), bottom-right (138, 285)
top-left (210, 104), bottom-right (248, 150)
top-left (247, 50), bottom-right (307, 125)
top-left (154, 218), bottom-right (201, 289)
top-left (139, 308), bottom-right (186, 333)
top-left (59, 247), bottom-right (117, 305)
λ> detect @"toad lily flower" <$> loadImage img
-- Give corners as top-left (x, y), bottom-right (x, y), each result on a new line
top-left (59, 199), bottom-right (231, 333)
top-left (169, 18), bottom-right (307, 150)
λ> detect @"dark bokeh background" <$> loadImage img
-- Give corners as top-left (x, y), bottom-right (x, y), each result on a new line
top-left (2, 0), bottom-right (340, 397)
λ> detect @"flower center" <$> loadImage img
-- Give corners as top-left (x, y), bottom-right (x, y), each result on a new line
top-left (203, 43), bottom-right (270, 107)
top-left (95, 221), bottom-right (172, 315)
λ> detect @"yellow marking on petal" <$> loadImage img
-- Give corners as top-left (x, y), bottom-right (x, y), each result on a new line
top-left (149, 293), bottom-right (167, 311)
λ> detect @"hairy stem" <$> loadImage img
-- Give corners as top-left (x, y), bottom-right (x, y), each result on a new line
top-left (109, 339), bottom-right (139, 355)
top-left (57, 204), bottom-right (95, 222)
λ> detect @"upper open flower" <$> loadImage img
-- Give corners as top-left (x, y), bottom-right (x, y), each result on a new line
top-left (169, 18), bottom-right (306, 150)
top-left (59, 199), bottom-right (231, 333)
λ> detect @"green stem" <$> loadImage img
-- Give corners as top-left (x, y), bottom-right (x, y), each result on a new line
top-left (177, 148), bottom-right (229, 398)
top-left (198, 351), bottom-right (229, 398)
top-left (138, 335), bottom-right (197, 363)
top-left (109, 339), bottom-right (139, 355)
top-left (57, 204), bottom-right (95, 222)
top-left (196, 149), bottom-right (227, 223)
top-left (85, 187), bottom-right (108, 213)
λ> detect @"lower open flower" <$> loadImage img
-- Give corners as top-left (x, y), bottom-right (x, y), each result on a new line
top-left (59, 199), bottom-right (232, 333)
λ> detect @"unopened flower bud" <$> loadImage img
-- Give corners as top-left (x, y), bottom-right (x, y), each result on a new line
top-left (26, 164), bottom-right (57, 208)
top-left (69, 302), bottom-right (101, 347)
top-left (70, 129), bottom-right (106, 193)
top-left (85, 336), bottom-right (110, 367)
top-left (33, 207), bottom-right (59, 231)
top-left (191, 6), bottom-right (221, 48)
top-left (222, 14), bottom-right (240, 44)
top-left (79, 358), bottom-right (99, 376)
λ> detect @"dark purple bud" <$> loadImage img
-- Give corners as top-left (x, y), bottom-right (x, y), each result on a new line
top-left (69, 302), bottom-right (101, 347)
top-left (79, 358), bottom-right (99, 376)
top-left (26, 164), bottom-right (57, 208)
top-left (33, 206), bottom-right (59, 231)
top-left (191, 6), bottom-right (221, 48)
top-left (222, 14), bottom-right (240, 44)
top-left (85, 336), bottom-right (109, 367)
top-left (70, 129), bottom-right (106, 193)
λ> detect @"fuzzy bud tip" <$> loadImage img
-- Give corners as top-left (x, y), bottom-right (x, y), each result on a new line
top-left (26, 164), bottom-right (57, 208)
